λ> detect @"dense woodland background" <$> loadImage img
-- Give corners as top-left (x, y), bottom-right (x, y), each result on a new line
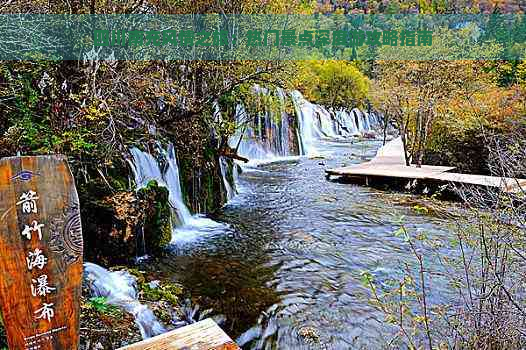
top-left (0, 0), bottom-right (525, 349)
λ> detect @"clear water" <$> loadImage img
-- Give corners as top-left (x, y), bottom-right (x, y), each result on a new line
top-left (129, 144), bottom-right (227, 245)
top-left (84, 262), bottom-right (166, 339)
top-left (159, 138), bottom-right (456, 349)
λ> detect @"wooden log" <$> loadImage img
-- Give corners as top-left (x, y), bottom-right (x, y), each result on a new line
top-left (219, 146), bottom-right (249, 163)
top-left (224, 153), bottom-right (249, 164)
top-left (117, 318), bottom-right (240, 350)
top-left (0, 155), bottom-right (83, 350)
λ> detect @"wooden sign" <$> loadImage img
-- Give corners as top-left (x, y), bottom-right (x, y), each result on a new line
top-left (0, 156), bottom-right (83, 350)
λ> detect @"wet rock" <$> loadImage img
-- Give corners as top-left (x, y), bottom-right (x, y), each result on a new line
top-left (298, 326), bottom-right (321, 344)
top-left (138, 181), bottom-right (172, 254)
top-left (362, 131), bottom-right (376, 139)
top-left (84, 180), bottom-right (172, 264)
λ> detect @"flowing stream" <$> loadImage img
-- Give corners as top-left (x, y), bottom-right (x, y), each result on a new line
top-left (121, 90), bottom-right (455, 348)
top-left (83, 263), bottom-right (166, 339)
top-left (154, 136), bottom-right (456, 349)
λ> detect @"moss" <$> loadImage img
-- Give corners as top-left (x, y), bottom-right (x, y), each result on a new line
top-left (141, 281), bottom-right (183, 306)
top-left (83, 297), bottom-right (123, 318)
top-left (143, 280), bottom-right (185, 325)
top-left (109, 267), bottom-right (183, 307)
top-left (138, 180), bottom-right (172, 253)
top-left (78, 156), bottom-right (136, 265)
top-left (113, 267), bottom-right (184, 326)
top-left (79, 294), bottom-right (142, 349)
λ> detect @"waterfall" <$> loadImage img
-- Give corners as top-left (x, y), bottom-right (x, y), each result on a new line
top-left (83, 262), bottom-right (166, 339)
top-left (163, 144), bottom-right (193, 225)
top-left (129, 143), bottom-right (191, 226)
top-left (290, 90), bottom-right (321, 156)
top-left (232, 105), bottom-right (279, 161)
top-left (291, 90), bottom-right (382, 153)
top-left (129, 144), bottom-right (225, 245)
top-left (219, 156), bottom-right (236, 202)
top-left (334, 109), bottom-right (359, 136)
top-left (230, 87), bottom-right (300, 162)
top-left (291, 90), bottom-right (339, 156)
top-left (230, 88), bottom-right (382, 163)
top-left (276, 88), bottom-right (290, 157)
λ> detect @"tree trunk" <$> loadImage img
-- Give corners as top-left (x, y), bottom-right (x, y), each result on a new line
top-left (401, 130), bottom-right (410, 166)
top-left (382, 113), bottom-right (388, 146)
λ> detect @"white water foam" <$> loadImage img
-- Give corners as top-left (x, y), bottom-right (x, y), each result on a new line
top-left (83, 262), bottom-right (166, 339)
top-left (129, 144), bottom-right (226, 245)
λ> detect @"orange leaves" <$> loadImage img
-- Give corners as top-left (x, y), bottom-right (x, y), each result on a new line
top-left (439, 82), bottom-right (526, 142)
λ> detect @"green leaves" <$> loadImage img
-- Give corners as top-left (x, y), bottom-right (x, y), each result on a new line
top-left (86, 297), bottom-right (121, 316)
top-left (412, 204), bottom-right (429, 214)
top-left (360, 270), bottom-right (375, 286)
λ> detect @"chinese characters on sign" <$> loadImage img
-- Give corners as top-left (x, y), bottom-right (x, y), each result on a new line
top-left (93, 28), bottom-right (433, 48)
top-left (0, 157), bottom-right (83, 350)
top-left (17, 191), bottom-right (57, 325)
top-left (17, 190), bottom-right (39, 214)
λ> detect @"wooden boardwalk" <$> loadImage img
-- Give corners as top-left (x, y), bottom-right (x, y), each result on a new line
top-left (326, 138), bottom-right (526, 194)
top-left (117, 318), bottom-right (240, 350)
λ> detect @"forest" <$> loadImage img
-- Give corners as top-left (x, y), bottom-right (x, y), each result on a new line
top-left (0, 0), bottom-right (525, 349)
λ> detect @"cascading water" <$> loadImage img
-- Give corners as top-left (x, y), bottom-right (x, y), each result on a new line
top-left (219, 156), bottom-right (236, 202)
top-left (83, 262), bottom-right (166, 339)
top-left (334, 109), bottom-right (359, 136)
top-left (291, 90), bottom-right (383, 154)
top-left (232, 104), bottom-right (280, 161)
top-left (230, 87), bottom-right (300, 162)
top-left (231, 88), bottom-right (383, 163)
top-left (129, 144), bottom-right (192, 226)
top-left (290, 90), bottom-right (328, 157)
top-left (129, 143), bottom-right (225, 245)
top-left (276, 88), bottom-right (291, 156)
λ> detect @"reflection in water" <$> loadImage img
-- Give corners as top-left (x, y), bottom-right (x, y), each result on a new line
top-left (157, 138), bottom-right (456, 349)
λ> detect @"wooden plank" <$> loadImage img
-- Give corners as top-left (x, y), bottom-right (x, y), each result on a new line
top-left (326, 164), bottom-right (456, 179)
top-left (117, 318), bottom-right (240, 350)
top-left (435, 172), bottom-right (526, 193)
top-left (0, 156), bottom-right (83, 350)
top-left (326, 138), bottom-right (526, 193)
top-left (434, 172), bottom-right (506, 187)
top-left (326, 163), bottom-right (526, 193)
top-left (371, 137), bottom-right (406, 164)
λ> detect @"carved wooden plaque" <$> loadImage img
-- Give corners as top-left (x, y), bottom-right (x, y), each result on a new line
top-left (0, 156), bottom-right (83, 350)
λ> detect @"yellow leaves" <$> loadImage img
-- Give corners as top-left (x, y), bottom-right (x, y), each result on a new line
top-left (373, 59), bottom-right (526, 158)
top-left (516, 61), bottom-right (526, 87)
top-left (83, 100), bottom-right (108, 121)
top-left (413, 315), bottom-right (428, 324)
top-left (295, 60), bottom-right (369, 107)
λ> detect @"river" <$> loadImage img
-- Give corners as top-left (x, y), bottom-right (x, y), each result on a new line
top-left (156, 137), bottom-right (456, 349)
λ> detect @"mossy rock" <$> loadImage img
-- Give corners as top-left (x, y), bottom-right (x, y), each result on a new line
top-left (138, 180), bottom-right (172, 253)
top-left (141, 281), bottom-right (183, 306)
